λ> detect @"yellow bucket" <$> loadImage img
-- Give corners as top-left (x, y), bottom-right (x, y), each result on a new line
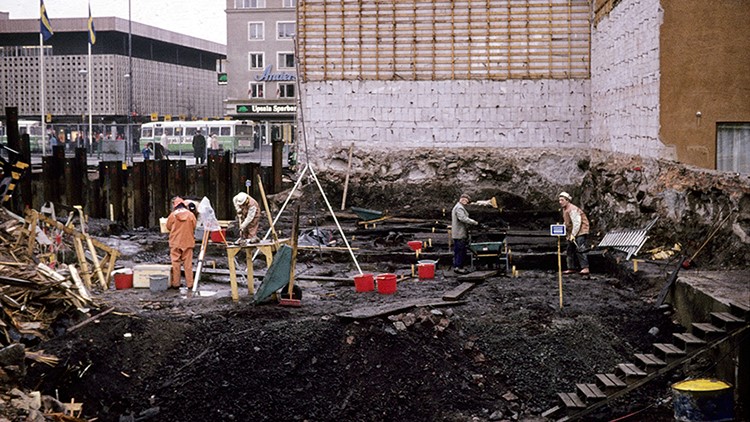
top-left (672, 378), bottom-right (733, 422)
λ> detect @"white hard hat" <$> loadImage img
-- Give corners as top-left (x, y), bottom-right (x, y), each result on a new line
top-left (233, 192), bottom-right (249, 210)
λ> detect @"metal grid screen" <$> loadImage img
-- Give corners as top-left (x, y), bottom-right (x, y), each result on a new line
top-left (297, 0), bottom-right (591, 81)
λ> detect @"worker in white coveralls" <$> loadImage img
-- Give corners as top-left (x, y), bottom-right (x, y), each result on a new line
top-left (233, 192), bottom-right (261, 244)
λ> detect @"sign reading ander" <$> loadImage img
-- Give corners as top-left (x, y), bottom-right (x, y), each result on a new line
top-left (255, 65), bottom-right (296, 82)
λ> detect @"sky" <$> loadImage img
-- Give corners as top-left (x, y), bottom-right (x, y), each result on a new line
top-left (3, 0), bottom-right (227, 45)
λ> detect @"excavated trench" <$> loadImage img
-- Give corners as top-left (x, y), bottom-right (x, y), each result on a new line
top-left (16, 149), bottom-right (750, 421)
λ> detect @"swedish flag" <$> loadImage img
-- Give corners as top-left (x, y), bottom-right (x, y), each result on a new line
top-left (88, 3), bottom-right (96, 45)
top-left (40, 0), bottom-right (53, 41)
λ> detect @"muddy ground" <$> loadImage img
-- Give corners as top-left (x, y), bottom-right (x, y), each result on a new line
top-left (8, 148), bottom-right (750, 421)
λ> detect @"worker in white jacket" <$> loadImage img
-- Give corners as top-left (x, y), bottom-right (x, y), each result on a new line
top-left (559, 191), bottom-right (590, 275)
top-left (233, 192), bottom-right (261, 244)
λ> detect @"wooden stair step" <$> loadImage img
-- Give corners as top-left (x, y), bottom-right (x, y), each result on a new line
top-left (691, 322), bottom-right (725, 340)
top-left (673, 332), bottom-right (706, 351)
top-left (729, 302), bottom-right (749, 320)
top-left (595, 373), bottom-right (627, 392)
top-left (557, 392), bottom-right (586, 409)
top-left (653, 343), bottom-right (686, 363)
top-left (616, 363), bottom-right (647, 383)
top-left (710, 312), bottom-right (745, 330)
top-left (576, 383), bottom-right (607, 402)
top-left (634, 353), bottom-right (667, 372)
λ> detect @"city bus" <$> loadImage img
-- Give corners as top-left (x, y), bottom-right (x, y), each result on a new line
top-left (0, 120), bottom-right (44, 152)
top-left (139, 120), bottom-right (257, 154)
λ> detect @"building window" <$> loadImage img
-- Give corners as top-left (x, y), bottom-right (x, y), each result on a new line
top-left (278, 83), bottom-right (295, 98)
top-left (717, 122), bottom-right (750, 174)
top-left (248, 22), bottom-right (264, 40)
top-left (249, 52), bottom-right (264, 70)
top-left (277, 52), bottom-right (295, 69)
top-left (236, 0), bottom-right (265, 8)
top-left (248, 82), bottom-right (265, 98)
top-left (277, 22), bottom-right (295, 39)
top-left (282, 0), bottom-right (297, 7)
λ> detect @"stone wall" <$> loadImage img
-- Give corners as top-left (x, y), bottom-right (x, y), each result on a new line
top-left (590, 0), bottom-right (673, 159)
top-left (301, 79), bottom-right (590, 156)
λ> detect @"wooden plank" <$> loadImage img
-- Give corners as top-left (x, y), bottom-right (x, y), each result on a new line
top-left (67, 307), bottom-right (115, 333)
top-left (710, 312), bottom-right (743, 330)
top-left (442, 282), bottom-right (477, 301)
top-left (72, 236), bottom-right (92, 289)
top-left (673, 332), bottom-right (706, 351)
top-left (457, 270), bottom-right (497, 282)
top-left (336, 298), bottom-right (466, 320)
top-left (557, 392), bottom-right (585, 408)
top-left (691, 322), bottom-right (725, 340)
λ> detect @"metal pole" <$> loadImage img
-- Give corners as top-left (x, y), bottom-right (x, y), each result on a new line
top-left (88, 41), bottom-right (93, 159)
top-left (126, 0), bottom-right (133, 164)
top-left (39, 33), bottom-right (46, 156)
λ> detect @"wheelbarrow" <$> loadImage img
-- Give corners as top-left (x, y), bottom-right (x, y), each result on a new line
top-left (351, 206), bottom-right (392, 225)
top-left (468, 232), bottom-right (509, 273)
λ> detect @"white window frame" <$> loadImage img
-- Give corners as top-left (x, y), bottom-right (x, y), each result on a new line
top-left (717, 122), bottom-right (750, 174)
top-left (278, 83), bottom-right (295, 98)
top-left (282, 0), bottom-right (297, 7)
top-left (248, 52), bottom-right (265, 70)
top-left (248, 82), bottom-right (265, 99)
top-left (277, 21), bottom-right (295, 40)
top-left (277, 52), bottom-right (295, 69)
top-left (235, 0), bottom-right (265, 8)
top-left (248, 22), bottom-right (264, 41)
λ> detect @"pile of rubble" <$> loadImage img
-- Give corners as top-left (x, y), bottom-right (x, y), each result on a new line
top-left (0, 207), bottom-right (107, 421)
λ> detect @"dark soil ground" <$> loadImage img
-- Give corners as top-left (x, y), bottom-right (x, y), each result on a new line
top-left (21, 209), bottom-right (686, 422)
top-left (12, 149), bottom-right (750, 421)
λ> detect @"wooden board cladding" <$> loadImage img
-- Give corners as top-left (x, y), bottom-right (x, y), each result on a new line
top-left (298, 0), bottom-right (591, 81)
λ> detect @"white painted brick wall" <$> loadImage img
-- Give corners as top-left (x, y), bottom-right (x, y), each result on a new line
top-left (302, 79), bottom-right (590, 153)
top-left (590, 0), bottom-right (674, 159)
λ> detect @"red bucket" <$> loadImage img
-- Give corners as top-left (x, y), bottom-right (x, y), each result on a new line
top-left (354, 273), bottom-right (374, 292)
top-left (114, 273), bottom-right (133, 290)
top-left (376, 273), bottom-right (397, 294)
top-left (418, 263), bottom-right (435, 279)
top-left (210, 229), bottom-right (226, 243)
top-left (407, 240), bottom-right (423, 251)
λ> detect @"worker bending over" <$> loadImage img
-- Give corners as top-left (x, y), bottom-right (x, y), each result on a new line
top-left (233, 192), bottom-right (261, 244)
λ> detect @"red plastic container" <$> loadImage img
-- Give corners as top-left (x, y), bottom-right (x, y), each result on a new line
top-left (376, 273), bottom-right (397, 294)
top-left (407, 240), bottom-right (423, 251)
top-left (210, 229), bottom-right (227, 243)
top-left (418, 262), bottom-right (435, 279)
top-left (114, 273), bottom-right (133, 290)
top-left (354, 273), bottom-right (375, 292)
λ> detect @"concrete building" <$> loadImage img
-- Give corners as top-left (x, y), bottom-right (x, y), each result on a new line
top-left (0, 12), bottom-right (227, 127)
top-left (225, 0), bottom-right (297, 146)
top-left (292, 0), bottom-right (749, 173)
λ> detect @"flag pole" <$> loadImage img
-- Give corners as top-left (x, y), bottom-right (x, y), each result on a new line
top-left (88, 41), bottom-right (93, 156)
top-left (39, 33), bottom-right (46, 156)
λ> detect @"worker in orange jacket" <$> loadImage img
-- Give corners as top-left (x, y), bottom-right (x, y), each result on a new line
top-left (166, 196), bottom-right (197, 289)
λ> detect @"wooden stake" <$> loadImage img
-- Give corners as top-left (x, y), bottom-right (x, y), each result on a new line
top-left (557, 236), bottom-right (563, 309)
top-left (341, 143), bottom-right (354, 211)
top-left (257, 175), bottom-right (278, 242)
top-left (287, 205), bottom-right (300, 298)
